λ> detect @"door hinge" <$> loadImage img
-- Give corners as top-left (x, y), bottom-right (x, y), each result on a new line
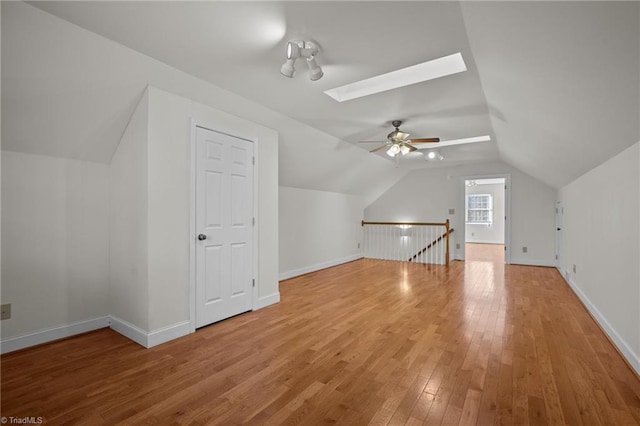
top-left (253, 156), bottom-right (255, 165)
top-left (555, 254), bottom-right (558, 260)
top-left (252, 279), bottom-right (255, 288)
top-left (252, 217), bottom-right (255, 226)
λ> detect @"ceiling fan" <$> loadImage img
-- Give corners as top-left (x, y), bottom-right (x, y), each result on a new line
top-left (360, 120), bottom-right (491, 161)
top-left (360, 120), bottom-right (440, 158)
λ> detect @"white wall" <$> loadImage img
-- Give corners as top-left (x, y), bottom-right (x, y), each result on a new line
top-left (1, 151), bottom-right (109, 338)
top-left (147, 86), bottom-right (279, 332)
top-left (558, 142), bottom-right (639, 374)
top-left (109, 90), bottom-right (149, 331)
top-left (365, 161), bottom-right (556, 265)
top-left (465, 181), bottom-right (505, 244)
top-left (279, 186), bottom-right (364, 280)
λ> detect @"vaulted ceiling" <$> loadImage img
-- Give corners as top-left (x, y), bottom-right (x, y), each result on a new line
top-left (3, 1), bottom-right (639, 195)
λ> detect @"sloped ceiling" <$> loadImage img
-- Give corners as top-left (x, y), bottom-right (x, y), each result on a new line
top-left (461, 1), bottom-right (639, 187)
top-left (3, 1), bottom-right (639, 195)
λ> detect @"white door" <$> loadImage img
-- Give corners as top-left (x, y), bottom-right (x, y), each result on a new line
top-left (555, 201), bottom-right (563, 268)
top-left (195, 126), bottom-right (254, 328)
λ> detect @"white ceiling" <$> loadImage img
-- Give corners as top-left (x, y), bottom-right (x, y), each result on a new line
top-left (3, 1), bottom-right (639, 192)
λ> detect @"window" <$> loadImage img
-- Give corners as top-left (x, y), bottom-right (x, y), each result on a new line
top-left (466, 194), bottom-right (493, 224)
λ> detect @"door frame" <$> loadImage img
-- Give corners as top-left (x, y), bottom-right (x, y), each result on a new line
top-left (555, 201), bottom-right (563, 269)
top-left (459, 173), bottom-right (511, 263)
top-left (189, 120), bottom-right (259, 333)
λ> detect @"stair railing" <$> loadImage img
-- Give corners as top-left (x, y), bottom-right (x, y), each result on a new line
top-left (361, 220), bottom-right (451, 265)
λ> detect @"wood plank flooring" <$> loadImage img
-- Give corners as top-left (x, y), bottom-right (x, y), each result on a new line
top-left (464, 243), bottom-right (504, 263)
top-left (2, 257), bottom-right (640, 425)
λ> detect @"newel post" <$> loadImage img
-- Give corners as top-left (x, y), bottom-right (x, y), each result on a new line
top-left (445, 219), bottom-right (450, 266)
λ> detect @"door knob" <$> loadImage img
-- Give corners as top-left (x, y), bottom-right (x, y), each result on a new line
top-left (198, 234), bottom-right (207, 241)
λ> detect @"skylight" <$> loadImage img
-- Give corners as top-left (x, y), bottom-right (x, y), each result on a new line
top-left (324, 52), bottom-right (467, 102)
top-left (424, 135), bottom-right (491, 149)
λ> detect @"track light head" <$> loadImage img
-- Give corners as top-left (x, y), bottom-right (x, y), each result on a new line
top-left (280, 58), bottom-right (296, 78)
top-left (307, 56), bottom-right (323, 81)
top-left (286, 40), bottom-right (303, 59)
top-left (281, 39), bottom-right (323, 81)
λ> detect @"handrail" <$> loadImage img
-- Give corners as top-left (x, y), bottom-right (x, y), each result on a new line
top-left (361, 219), bottom-right (451, 265)
top-left (409, 228), bottom-right (454, 262)
top-left (362, 220), bottom-right (449, 227)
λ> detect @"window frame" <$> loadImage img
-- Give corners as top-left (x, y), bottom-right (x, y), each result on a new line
top-left (465, 193), bottom-right (493, 225)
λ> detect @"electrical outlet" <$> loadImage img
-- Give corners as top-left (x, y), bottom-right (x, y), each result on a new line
top-left (573, 264), bottom-right (577, 274)
top-left (522, 246), bottom-right (528, 253)
top-left (448, 209), bottom-right (455, 215)
top-left (456, 243), bottom-right (461, 250)
top-left (1, 304), bottom-right (11, 320)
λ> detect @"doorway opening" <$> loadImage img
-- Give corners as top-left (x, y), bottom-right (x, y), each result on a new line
top-left (463, 177), bottom-right (507, 263)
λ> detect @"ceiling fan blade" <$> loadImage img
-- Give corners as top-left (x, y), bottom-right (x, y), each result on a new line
top-left (405, 143), bottom-right (418, 152)
top-left (410, 137), bottom-right (440, 143)
top-left (369, 144), bottom-right (388, 153)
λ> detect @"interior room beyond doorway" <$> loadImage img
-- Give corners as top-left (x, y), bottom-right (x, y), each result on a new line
top-left (464, 177), bottom-right (506, 263)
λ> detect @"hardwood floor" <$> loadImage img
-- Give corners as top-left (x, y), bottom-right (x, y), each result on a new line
top-left (464, 243), bottom-right (504, 263)
top-left (2, 258), bottom-right (640, 425)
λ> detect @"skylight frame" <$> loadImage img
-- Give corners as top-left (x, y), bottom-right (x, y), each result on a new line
top-left (418, 135), bottom-right (491, 149)
top-left (324, 52), bottom-right (467, 102)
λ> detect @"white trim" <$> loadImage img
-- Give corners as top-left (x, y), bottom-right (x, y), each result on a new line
top-left (147, 321), bottom-right (191, 348)
top-left (0, 315), bottom-right (192, 353)
top-left (109, 316), bottom-right (191, 348)
top-left (255, 293), bottom-right (281, 310)
top-left (0, 316), bottom-right (109, 354)
top-left (555, 201), bottom-right (563, 269)
top-left (559, 269), bottom-right (640, 375)
top-left (459, 174), bottom-right (511, 263)
top-left (108, 315), bottom-right (148, 348)
top-left (279, 253), bottom-right (364, 281)
top-left (509, 258), bottom-right (556, 267)
top-left (189, 118), bottom-right (197, 333)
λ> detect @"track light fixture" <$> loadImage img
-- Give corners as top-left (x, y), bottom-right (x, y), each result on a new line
top-left (280, 40), bottom-right (324, 81)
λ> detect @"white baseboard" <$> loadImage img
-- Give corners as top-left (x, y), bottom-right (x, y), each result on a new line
top-left (509, 258), bottom-right (556, 267)
top-left (279, 253), bottom-right (363, 281)
top-left (558, 269), bottom-right (640, 376)
top-left (108, 315), bottom-right (148, 347)
top-left (256, 292), bottom-right (280, 310)
top-left (109, 316), bottom-right (191, 348)
top-left (0, 316), bottom-right (110, 354)
top-left (147, 321), bottom-right (191, 348)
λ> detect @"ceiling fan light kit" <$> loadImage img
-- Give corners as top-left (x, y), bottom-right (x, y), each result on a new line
top-left (280, 39), bottom-right (323, 81)
top-left (386, 144), bottom-right (401, 157)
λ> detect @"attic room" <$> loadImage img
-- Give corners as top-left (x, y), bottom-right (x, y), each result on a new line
top-left (1, 1), bottom-right (639, 424)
